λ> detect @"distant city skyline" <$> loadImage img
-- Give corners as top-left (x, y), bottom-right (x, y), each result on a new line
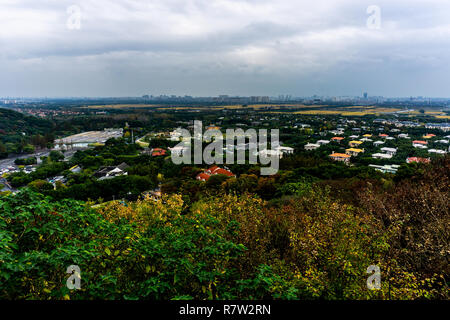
top-left (1, 1), bottom-right (450, 97)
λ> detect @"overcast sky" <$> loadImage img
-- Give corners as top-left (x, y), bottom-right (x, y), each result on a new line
top-left (1, 0), bottom-right (449, 97)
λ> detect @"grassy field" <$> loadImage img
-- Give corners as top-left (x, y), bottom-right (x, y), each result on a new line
top-left (262, 107), bottom-right (403, 116)
top-left (83, 104), bottom-right (325, 111)
top-left (83, 104), bottom-right (160, 109)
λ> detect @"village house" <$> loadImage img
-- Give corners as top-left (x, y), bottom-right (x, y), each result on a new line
top-left (412, 140), bottom-right (428, 149)
top-left (169, 145), bottom-right (190, 156)
top-left (94, 163), bottom-right (129, 180)
top-left (380, 147), bottom-right (397, 156)
top-left (428, 149), bottom-right (447, 155)
top-left (275, 146), bottom-right (294, 157)
top-left (406, 157), bottom-right (431, 164)
top-left (349, 140), bottom-right (364, 148)
top-left (304, 143), bottom-right (320, 151)
top-left (330, 129), bottom-right (344, 135)
top-left (369, 164), bottom-right (400, 174)
top-left (152, 148), bottom-right (167, 157)
top-left (329, 153), bottom-right (351, 164)
top-left (345, 148), bottom-right (364, 157)
top-left (196, 166), bottom-right (235, 182)
top-left (425, 123), bottom-right (450, 132)
top-left (372, 153), bottom-right (393, 159)
top-left (331, 137), bottom-right (345, 143)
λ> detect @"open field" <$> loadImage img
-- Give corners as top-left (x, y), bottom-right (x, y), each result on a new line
top-left (82, 103), bottom-right (325, 111)
top-left (262, 107), bottom-right (404, 116)
top-left (83, 104), bottom-right (160, 109)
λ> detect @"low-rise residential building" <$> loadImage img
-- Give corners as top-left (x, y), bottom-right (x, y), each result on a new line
top-left (428, 149), bottom-right (447, 155)
top-left (275, 146), bottom-right (294, 156)
top-left (331, 137), bottom-right (345, 143)
top-left (304, 143), bottom-right (320, 151)
top-left (258, 149), bottom-right (284, 159)
top-left (329, 153), bottom-right (351, 164)
top-left (425, 123), bottom-right (450, 132)
top-left (373, 140), bottom-right (385, 146)
top-left (406, 157), bottom-right (431, 164)
top-left (69, 165), bottom-right (82, 173)
top-left (196, 166), bottom-right (235, 181)
top-left (152, 148), bottom-right (167, 157)
top-left (372, 153), bottom-right (393, 159)
top-left (413, 140), bottom-right (428, 148)
top-left (349, 140), bottom-right (364, 148)
top-left (169, 145), bottom-right (190, 156)
top-left (380, 147), bottom-right (397, 155)
top-left (330, 129), bottom-right (344, 135)
top-left (317, 140), bottom-right (330, 145)
top-left (345, 148), bottom-right (364, 156)
top-left (369, 164), bottom-right (400, 174)
top-left (94, 163), bottom-right (129, 180)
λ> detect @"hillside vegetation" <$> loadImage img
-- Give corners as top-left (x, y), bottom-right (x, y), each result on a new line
top-left (0, 157), bottom-right (448, 300)
top-left (0, 108), bottom-right (55, 157)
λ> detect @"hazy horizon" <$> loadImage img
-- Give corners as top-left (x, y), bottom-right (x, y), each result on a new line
top-left (1, 0), bottom-right (450, 98)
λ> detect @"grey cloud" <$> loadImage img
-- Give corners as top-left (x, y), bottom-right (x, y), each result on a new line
top-left (1, 0), bottom-right (450, 97)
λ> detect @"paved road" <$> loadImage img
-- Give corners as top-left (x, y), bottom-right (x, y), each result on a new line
top-left (0, 149), bottom-right (84, 170)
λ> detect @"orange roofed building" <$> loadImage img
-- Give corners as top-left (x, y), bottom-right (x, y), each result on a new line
top-left (196, 166), bottom-right (235, 181)
top-left (331, 137), bottom-right (345, 142)
top-left (152, 148), bottom-right (167, 157)
top-left (329, 153), bottom-right (351, 164)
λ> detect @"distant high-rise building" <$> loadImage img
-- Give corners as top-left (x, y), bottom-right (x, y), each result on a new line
top-left (363, 92), bottom-right (368, 99)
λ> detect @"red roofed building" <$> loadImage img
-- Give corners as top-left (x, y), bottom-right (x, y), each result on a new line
top-left (407, 157), bottom-right (431, 164)
top-left (379, 134), bottom-right (389, 138)
top-left (413, 140), bottom-right (427, 145)
top-left (152, 148), bottom-right (167, 157)
top-left (196, 166), bottom-right (235, 181)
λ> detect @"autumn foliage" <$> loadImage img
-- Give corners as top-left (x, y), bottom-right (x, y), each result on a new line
top-left (0, 157), bottom-right (448, 300)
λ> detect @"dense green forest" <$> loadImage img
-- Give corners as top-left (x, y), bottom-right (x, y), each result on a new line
top-left (0, 108), bottom-right (55, 158)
